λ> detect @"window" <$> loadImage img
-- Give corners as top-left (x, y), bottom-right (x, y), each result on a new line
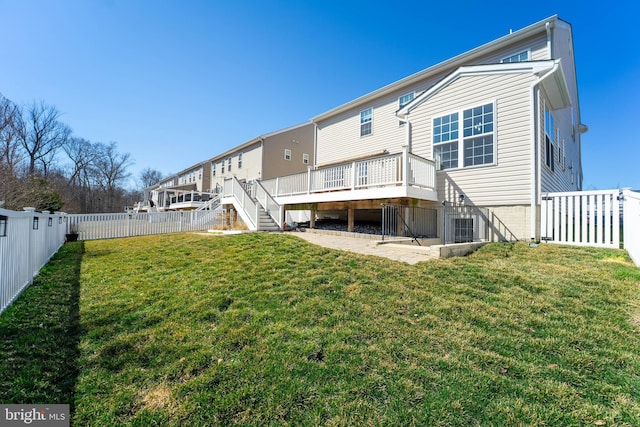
top-left (221, 161), bottom-right (225, 174)
top-left (433, 102), bottom-right (495, 170)
top-left (284, 149), bottom-right (291, 161)
top-left (303, 153), bottom-right (309, 164)
top-left (545, 103), bottom-right (555, 172)
top-left (212, 162), bottom-right (216, 176)
top-left (0, 215), bottom-right (7, 237)
top-left (33, 217), bottom-right (39, 230)
top-left (360, 108), bottom-right (372, 136)
top-left (48, 217), bottom-right (53, 227)
top-left (398, 93), bottom-right (414, 125)
top-left (454, 218), bottom-right (474, 243)
top-left (228, 158), bottom-right (232, 172)
top-left (238, 153), bottom-right (243, 169)
top-left (463, 104), bottom-right (494, 167)
top-left (433, 112), bottom-right (459, 169)
top-left (501, 50), bottom-right (529, 63)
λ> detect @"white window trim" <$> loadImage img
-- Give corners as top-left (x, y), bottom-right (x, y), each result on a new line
top-left (360, 107), bottom-right (373, 137)
top-left (432, 100), bottom-right (497, 171)
top-left (303, 153), bottom-right (309, 164)
top-left (284, 149), bottom-right (292, 161)
top-left (500, 49), bottom-right (531, 63)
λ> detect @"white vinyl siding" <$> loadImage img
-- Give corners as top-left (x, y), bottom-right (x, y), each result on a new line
top-left (210, 145), bottom-right (263, 190)
top-left (315, 31), bottom-right (551, 168)
top-left (410, 72), bottom-right (535, 206)
top-left (480, 34), bottom-right (548, 63)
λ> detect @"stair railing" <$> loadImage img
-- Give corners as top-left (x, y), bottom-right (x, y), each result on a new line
top-left (254, 181), bottom-right (282, 230)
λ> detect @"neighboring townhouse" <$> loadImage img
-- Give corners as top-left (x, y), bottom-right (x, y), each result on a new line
top-left (209, 122), bottom-right (314, 191)
top-left (139, 161), bottom-right (212, 211)
top-left (138, 122), bottom-right (314, 213)
top-left (265, 15), bottom-right (585, 242)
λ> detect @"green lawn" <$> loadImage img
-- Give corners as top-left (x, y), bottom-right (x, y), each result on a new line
top-left (2, 233), bottom-right (640, 426)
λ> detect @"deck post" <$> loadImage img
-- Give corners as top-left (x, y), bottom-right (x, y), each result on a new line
top-left (310, 210), bottom-right (316, 229)
top-left (351, 162), bottom-right (357, 190)
top-left (348, 208), bottom-right (355, 232)
top-left (402, 145), bottom-right (409, 187)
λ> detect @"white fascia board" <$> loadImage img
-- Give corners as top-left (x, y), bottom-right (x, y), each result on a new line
top-left (313, 16), bottom-right (561, 123)
top-left (274, 186), bottom-right (439, 206)
top-left (397, 60), bottom-right (557, 119)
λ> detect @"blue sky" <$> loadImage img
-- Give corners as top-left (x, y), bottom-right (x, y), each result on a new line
top-left (1, 0), bottom-right (638, 190)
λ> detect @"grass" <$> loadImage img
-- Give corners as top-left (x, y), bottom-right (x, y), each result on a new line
top-left (2, 233), bottom-right (640, 425)
top-left (0, 242), bottom-right (83, 406)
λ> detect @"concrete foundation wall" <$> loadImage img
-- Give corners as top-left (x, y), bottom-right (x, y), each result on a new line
top-left (485, 205), bottom-right (532, 242)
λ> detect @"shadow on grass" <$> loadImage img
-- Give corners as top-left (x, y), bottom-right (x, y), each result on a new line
top-left (0, 241), bottom-right (84, 413)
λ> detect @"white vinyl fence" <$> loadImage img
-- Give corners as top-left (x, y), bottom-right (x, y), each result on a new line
top-left (0, 208), bottom-right (67, 315)
top-left (622, 190), bottom-right (640, 266)
top-left (68, 210), bottom-right (221, 241)
top-left (541, 189), bottom-right (639, 266)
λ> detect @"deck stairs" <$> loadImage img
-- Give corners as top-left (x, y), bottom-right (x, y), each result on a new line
top-left (223, 177), bottom-right (282, 231)
top-left (256, 206), bottom-right (281, 231)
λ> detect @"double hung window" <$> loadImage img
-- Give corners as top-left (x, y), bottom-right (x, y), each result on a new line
top-left (360, 108), bottom-right (372, 136)
top-left (433, 102), bottom-right (494, 170)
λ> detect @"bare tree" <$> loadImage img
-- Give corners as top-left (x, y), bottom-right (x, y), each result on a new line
top-left (92, 142), bottom-right (133, 212)
top-left (15, 101), bottom-right (70, 176)
top-left (139, 167), bottom-right (164, 189)
top-left (0, 94), bottom-right (23, 174)
top-left (63, 137), bottom-right (98, 187)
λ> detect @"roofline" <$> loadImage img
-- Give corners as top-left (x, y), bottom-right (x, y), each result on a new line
top-left (312, 15), bottom-right (563, 123)
top-left (397, 60), bottom-right (564, 118)
top-left (157, 121), bottom-right (313, 183)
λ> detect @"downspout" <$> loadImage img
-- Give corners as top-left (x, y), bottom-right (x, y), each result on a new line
top-left (530, 60), bottom-right (561, 241)
top-left (529, 81), bottom-right (538, 241)
top-left (403, 112), bottom-right (412, 152)
top-left (545, 21), bottom-right (552, 58)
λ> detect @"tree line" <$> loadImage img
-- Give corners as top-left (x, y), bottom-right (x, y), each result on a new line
top-left (0, 93), bottom-right (164, 213)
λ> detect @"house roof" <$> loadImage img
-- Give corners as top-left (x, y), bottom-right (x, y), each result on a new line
top-left (396, 59), bottom-right (571, 119)
top-left (312, 15), bottom-right (564, 123)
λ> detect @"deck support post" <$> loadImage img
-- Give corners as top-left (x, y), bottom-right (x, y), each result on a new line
top-left (348, 208), bottom-right (355, 232)
top-left (310, 210), bottom-right (316, 229)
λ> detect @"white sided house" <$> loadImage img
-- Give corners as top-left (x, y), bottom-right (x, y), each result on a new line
top-left (262, 15), bottom-right (585, 242)
top-left (136, 122), bottom-right (315, 223)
